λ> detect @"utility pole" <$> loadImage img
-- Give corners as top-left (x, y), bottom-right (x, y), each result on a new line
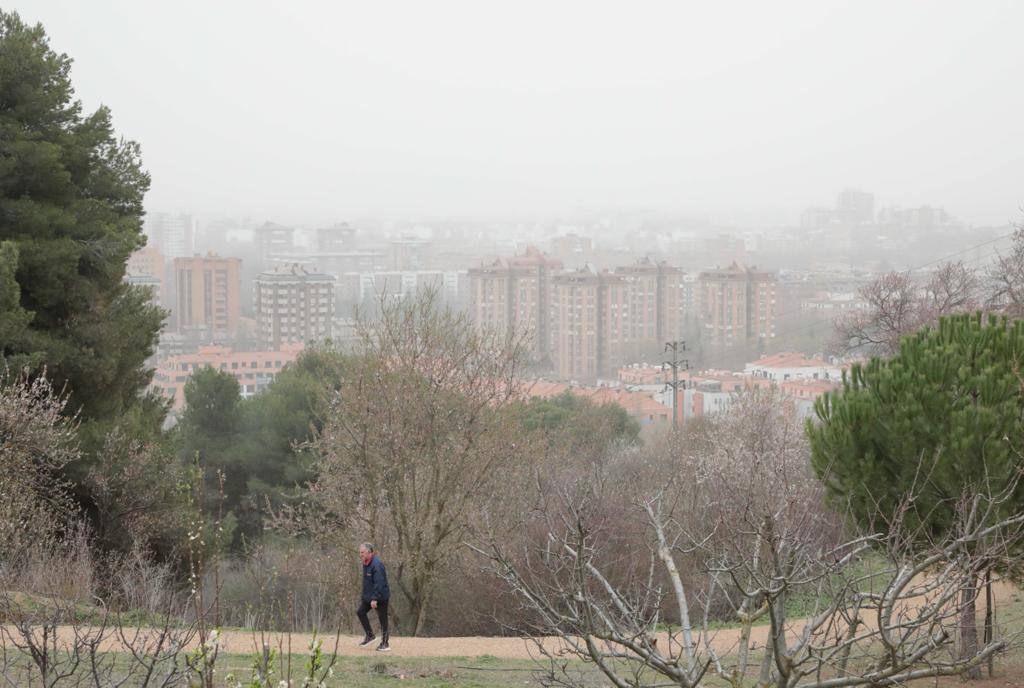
top-left (663, 340), bottom-right (688, 430)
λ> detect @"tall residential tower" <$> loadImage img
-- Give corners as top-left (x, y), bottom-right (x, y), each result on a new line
top-left (468, 246), bottom-right (563, 362)
top-left (174, 253), bottom-right (242, 340)
top-left (698, 263), bottom-right (776, 349)
top-left (254, 264), bottom-right (336, 347)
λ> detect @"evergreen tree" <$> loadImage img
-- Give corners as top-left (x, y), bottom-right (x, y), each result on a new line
top-left (0, 10), bottom-right (163, 420)
top-left (809, 313), bottom-right (1023, 533)
top-left (228, 346), bottom-right (344, 539)
top-left (514, 390), bottom-right (640, 458)
top-left (173, 348), bottom-right (347, 545)
top-left (808, 313), bottom-right (1024, 677)
top-left (177, 367), bottom-right (243, 526)
top-left (235, 347), bottom-right (343, 495)
top-left (0, 241), bottom-right (41, 371)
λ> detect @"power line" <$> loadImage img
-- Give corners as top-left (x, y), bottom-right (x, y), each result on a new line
top-left (904, 230), bottom-right (1016, 272)
top-left (753, 231), bottom-right (1018, 347)
top-left (662, 340), bottom-right (688, 429)
top-left (772, 243), bottom-right (1005, 329)
top-left (759, 229), bottom-right (1018, 336)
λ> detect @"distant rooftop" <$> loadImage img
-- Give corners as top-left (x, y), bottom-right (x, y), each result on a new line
top-left (746, 352), bottom-right (831, 369)
top-left (257, 263), bottom-right (335, 281)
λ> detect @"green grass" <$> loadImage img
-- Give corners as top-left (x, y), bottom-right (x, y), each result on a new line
top-left (0, 651), bottom-right (568, 688)
top-left (223, 654), bottom-right (548, 688)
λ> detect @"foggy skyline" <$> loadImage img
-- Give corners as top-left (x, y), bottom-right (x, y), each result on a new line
top-left (19, 1), bottom-right (1024, 226)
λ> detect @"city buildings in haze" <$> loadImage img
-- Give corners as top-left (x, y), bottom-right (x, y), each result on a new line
top-left (174, 253), bottom-right (243, 340)
top-left (697, 263), bottom-right (777, 350)
top-left (254, 263), bottom-right (336, 347)
top-left (144, 212), bottom-right (195, 259)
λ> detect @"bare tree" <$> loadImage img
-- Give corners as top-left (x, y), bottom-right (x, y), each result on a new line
top-left (84, 428), bottom-right (185, 553)
top-left (0, 371), bottom-right (79, 566)
top-left (0, 372), bottom-right (206, 686)
top-left (833, 261), bottom-right (979, 358)
top-left (0, 529), bottom-right (197, 688)
top-left (475, 391), bottom-right (1024, 688)
top-left (985, 225), bottom-right (1024, 317)
top-left (921, 260), bottom-right (981, 319)
top-left (303, 288), bottom-right (532, 635)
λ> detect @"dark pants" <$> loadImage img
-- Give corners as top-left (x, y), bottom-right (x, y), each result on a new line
top-left (357, 599), bottom-right (389, 641)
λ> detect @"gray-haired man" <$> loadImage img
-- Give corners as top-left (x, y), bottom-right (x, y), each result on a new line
top-left (356, 542), bottom-right (390, 652)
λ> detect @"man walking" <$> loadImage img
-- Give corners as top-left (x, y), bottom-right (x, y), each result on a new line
top-left (357, 542), bottom-right (390, 652)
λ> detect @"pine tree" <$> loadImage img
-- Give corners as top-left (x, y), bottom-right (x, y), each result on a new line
top-left (0, 10), bottom-right (163, 420)
top-left (0, 241), bottom-right (41, 371)
top-left (808, 313), bottom-right (1024, 678)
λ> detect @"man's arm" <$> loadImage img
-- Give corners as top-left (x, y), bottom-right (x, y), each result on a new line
top-left (371, 559), bottom-right (388, 602)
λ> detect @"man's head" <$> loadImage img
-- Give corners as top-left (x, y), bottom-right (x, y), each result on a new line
top-left (358, 542), bottom-right (375, 565)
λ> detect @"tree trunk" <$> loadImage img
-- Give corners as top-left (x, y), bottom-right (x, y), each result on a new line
top-left (736, 616), bottom-right (753, 680)
top-left (413, 600), bottom-right (429, 637)
top-left (984, 568), bottom-right (994, 677)
top-left (757, 638), bottom-right (775, 688)
top-left (961, 576), bottom-right (981, 679)
top-left (399, 571), bottom-right (432, 637)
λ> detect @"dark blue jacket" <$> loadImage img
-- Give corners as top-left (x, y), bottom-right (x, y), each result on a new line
top-left (361, 555), bottom-right (390, 602)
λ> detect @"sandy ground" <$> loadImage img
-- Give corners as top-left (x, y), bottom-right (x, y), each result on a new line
top-left (206, 620), bottom-right (802, 659)
top-left (11, 581), bottom-right (1020, 661)
top-left (8, 624), bottom-right (768, 660)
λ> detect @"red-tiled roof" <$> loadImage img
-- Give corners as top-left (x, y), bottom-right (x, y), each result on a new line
top-left (781, 379), bottom-right (840, 394)
top-left (747, 351), bottom-right (831, 368)
top-left (521, 380), bottom-right (670, 418)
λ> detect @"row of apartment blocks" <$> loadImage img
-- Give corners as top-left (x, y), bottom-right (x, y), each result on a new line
top-left (129, 247), bottom-right (470, 347)
top-left (129, 251), bottom-right (337, 347)
top-left (468, 247), bottom-right (777, 380)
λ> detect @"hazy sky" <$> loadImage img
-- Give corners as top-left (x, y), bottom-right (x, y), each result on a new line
top-left (18, 1), bottom-right (1024, 225)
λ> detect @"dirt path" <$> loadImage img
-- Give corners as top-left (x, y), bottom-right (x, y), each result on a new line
top-left (201, 579), bottom-right (1024, 659)
top-left (33, 625), bottom-right (760, 660)
top-left (23, 581), bottom-right (1020, 660)
top-left (209, 619), bottom-right (800, 659)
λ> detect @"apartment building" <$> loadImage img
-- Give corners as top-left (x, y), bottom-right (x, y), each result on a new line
top-left (143, 212), bottom-right (195, 259)
top-left (254, 264), bottom-right (336, 347)
top-left (549, 233), bottom-right (594, 263)
top-left (254, 222), bottom-right (296, 263)
top-left (389, 238), bottom-right (433, 271)
top-left (317, 223), bottom-right (355, 253)
top-left (337, 270), bottom-right (469, 315)
top-left (744, 351), bottom-right (842, 381)
top-left (613, 257), bottom-right (686, 344)
top-left (550, 268), bottom-right (610, 379)
top-left (174, 253), bottom-right (242, 339)
top-left (151, 343), bottom-right (303, 411)
top-left (698, 263), bottom-right (777, 349)
top-left (126, 245), bottom-right (168, 306)
top-left (549, 259), bottom-right (689, 380)
top-left (468, 246), bottom-right (563, 361)
top-left (836, 188), bottom-right (875, 224)
top-left (470, 250), bottom-right (690, 380)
